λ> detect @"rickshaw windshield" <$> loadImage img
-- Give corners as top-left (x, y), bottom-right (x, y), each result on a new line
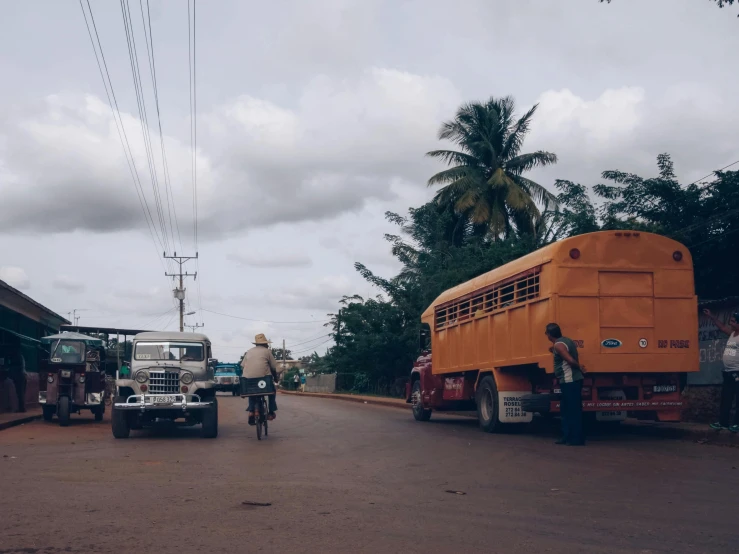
top-left (50, 340), bottom-right (85, 364)
top-left (134, 342), bottom-right (205, 362)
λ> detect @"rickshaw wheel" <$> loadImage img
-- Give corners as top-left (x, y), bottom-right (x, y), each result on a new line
top-left (58, 397), bottom-right (71, 427)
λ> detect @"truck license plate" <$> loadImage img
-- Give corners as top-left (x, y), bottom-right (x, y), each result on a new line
top-left (153, 396), bottom-right (176, 405)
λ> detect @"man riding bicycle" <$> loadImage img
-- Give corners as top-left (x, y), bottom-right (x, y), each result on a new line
top-left (241, 333), bottom-right (280, 425)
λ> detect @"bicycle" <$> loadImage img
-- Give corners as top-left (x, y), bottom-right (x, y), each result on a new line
top-left (241, 374), bottom-right (276, 440)
top-left (254, 395), bottom-right (268, 440)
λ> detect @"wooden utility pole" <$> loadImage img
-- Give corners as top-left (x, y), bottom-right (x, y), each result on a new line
top-left (164, 252), bottom-right (198, 332)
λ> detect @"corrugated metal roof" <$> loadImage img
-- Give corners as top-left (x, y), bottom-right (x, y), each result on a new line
top-left (0, 279), bottom-right (70, 325)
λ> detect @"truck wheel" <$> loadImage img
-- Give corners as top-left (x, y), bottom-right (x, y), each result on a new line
top-left (202, 397), bottom-right (218, 438)
top-left (111, 397), bottom-right (130, 439)
top-left (58, 396), bottom-right (71, 427)
top-left (476, 375), bottom-right (503, 433)
top-left (42, 405), bottom-right (55, 422)
top-left (411, 380), bottom-right (432, 422)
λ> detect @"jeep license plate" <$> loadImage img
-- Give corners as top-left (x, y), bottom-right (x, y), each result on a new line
top-left (153, 396), bottom-right (176, 405)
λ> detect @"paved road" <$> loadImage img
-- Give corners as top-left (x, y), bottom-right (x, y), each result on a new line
top-left (0, 394), bottom-right (737, 554)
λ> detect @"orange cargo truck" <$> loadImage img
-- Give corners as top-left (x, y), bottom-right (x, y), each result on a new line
top-left (405, 231), bottom-right (699, 432)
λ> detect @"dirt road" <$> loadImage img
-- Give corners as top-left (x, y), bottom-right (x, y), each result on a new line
top-left (0, 394), bottom-right (736, 554)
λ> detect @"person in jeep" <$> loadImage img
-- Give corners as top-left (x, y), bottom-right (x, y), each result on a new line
top-left (241, 333), bottom-right (279, 424)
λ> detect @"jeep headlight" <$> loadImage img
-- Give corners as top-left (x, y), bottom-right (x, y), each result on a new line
top-left (135, 371), bottom-right (148, 384)
top-left (180, 372), bottom-right (194, 385)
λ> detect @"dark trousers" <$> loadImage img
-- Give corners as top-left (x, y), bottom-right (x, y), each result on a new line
top-left (560, 380), bottom-right (584, 445)
top-left (247, 394), bottom-right (277, 413)
top-left (719, 372), bottom-right (739, 427)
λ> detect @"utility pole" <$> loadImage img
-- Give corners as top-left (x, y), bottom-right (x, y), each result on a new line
top-left (282, 338), bottom-right (286, 371)
top-left (164, 252), bottom-right (198, 332)
top-left (184, 322), bottom-right (204, 333)
top-left (67, 309), bottom-right (88, 326)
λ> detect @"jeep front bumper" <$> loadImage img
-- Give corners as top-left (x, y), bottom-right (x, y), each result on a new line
top-left (114, 394), bottom-right (214, 412)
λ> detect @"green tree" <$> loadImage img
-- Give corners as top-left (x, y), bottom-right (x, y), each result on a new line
top-left (426, 96), bottom-right (558, 238)
top-left (599, 0), bottom-right (737, 16)
top-left (271, 347), bottom-right (292, 360)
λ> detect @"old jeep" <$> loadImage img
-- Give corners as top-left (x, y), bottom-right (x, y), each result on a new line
top-left (112, 332), bottom-right (218, 438)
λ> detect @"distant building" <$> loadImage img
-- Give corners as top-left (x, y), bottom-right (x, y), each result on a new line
top-left (0, 279), bottom-right (69, 413)
top-left (277, 359), bottom-right (304, 372)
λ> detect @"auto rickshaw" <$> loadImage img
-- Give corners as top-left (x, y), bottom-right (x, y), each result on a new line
top-left (39, 332), bottom-right (107, 426)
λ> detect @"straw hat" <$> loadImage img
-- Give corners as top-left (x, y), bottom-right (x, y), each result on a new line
top-left (253, 333), bottom-right (270, 346)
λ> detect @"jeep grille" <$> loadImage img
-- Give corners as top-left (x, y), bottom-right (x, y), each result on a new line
top-left (149, 370), bottom-right (180, 394)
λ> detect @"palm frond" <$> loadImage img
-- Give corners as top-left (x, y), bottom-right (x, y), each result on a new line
top-left (505, 151), bottom-right (558, 174)
top-left (514, 175), bottom-right (558, 209)
top-left (487, 167), bottom-right (516, 189)
top-left (425, 149), bottom-right (481, 169)
top-left (502, 103), bottom-right (538, 160)
top-left (427, 166), bottom-right (473, 187)
top-left (455, 188), bottom-right (482, 213)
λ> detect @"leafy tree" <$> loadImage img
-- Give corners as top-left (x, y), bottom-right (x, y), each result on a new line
top-left (271, 347), bottom-right (292, 361)
top-left (427, 96), bottom-right (558, 238)
top-left (539, 154), bottom-right (739, 299)
top-left (599, 0), bottom-right (737, 16)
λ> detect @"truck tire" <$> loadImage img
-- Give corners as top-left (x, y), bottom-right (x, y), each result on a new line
top-left (476, 375), bottom-right (503, 433)
top-left (42, 405), bottom-right (54, 422)
top-left (111, 397), bottom-right (130, 439)
top-left (57, 396), bottom-right (71, 427)
top-left (202, 397), bottom-right (218, 438)
top-left (411, 380), bottom-right (432, 421)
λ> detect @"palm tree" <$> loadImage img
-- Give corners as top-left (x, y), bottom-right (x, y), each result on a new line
top-left (427, 96), bottom-right (558, 237)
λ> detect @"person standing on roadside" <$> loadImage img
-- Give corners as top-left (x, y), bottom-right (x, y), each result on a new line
top-left (703, 309), bottom-right (739, 432)
top-left (546, 323), bottom-right (586, 446)
top-left (6, 337), bottom-right (27, 413)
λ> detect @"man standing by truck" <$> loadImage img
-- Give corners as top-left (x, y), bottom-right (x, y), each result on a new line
top-left (546, 323), bottom-right (586, 446)
top-left (703, 309), bottom-right (739, 432)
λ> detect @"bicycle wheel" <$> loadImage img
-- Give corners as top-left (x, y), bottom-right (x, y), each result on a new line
top-left (256, 397), bottom-right (265, 441)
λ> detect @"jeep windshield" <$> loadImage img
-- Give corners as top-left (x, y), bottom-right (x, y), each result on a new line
top-left (49, 340), bottom-right (85, 364)
top-left (134, 342), bottom-right (205, 362)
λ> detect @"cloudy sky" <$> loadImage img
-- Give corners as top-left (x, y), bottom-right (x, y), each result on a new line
top-left (1, 0), bottom-right (737, 361)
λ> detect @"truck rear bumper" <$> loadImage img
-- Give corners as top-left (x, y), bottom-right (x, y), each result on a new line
top-left (521, 394), bottom-right (682, 413)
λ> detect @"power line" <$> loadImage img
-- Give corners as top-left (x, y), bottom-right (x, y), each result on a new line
top-left (140, 0), bottom-right (183, 254)
top-left (684, 159), bottom-right (739, 188)
top-left (187, 0), bottom-right (204, 328)
top-left (79, 0), bottom-right (168, 277)
top-left (119, 0), bottom-right (173, 265)
top-left (288, 333), bottom-right (332, 348)
top-left (201, 308), bottom-right (330, 324)
top-left (291, 338), bottom-right (333, 355)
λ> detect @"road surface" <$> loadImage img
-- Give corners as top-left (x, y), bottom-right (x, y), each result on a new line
top-left (0, 394), bottom-right (737, 554)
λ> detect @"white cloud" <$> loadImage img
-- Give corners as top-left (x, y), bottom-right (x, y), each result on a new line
top-left (266, 275), bottom-right (354, 311)
top-left (0, 266), bottom-right (30, 290)
top-left (227, 251), bottom-right (313, 268)
top-left (52, 275), bottom-right (85, 293)
top-left (526, 84), bottom-right (739, 189)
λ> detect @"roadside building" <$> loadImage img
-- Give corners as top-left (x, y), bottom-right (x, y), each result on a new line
top-left (0, 279), bottom-right (69, 413)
